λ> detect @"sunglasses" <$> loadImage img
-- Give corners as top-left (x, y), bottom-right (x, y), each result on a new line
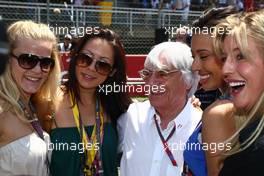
top-left (76, 53), bottom-right (113, 75)
top-left (11, 53), bottom-right (55, 73)
top-left (139, 69), bottom-right (179, 81)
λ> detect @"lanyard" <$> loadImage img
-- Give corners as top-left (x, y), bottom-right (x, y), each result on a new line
top-left (154, 114), bottom-right (177, 166)
top-left (18, 99), bottom-right (44, 140)
top-left (17, 98), bottom-right (50, 175)
top-left (70, 92), bottom-right (104, 176)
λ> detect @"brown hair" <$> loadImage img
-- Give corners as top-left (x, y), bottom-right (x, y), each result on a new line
top-left (63, 28), bottom-right (132, 123)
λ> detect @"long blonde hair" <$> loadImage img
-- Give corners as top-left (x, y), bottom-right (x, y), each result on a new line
top-left (213, 10), bottom-right (264, 154)
top-left (0, 20), bottom-right (60, 122)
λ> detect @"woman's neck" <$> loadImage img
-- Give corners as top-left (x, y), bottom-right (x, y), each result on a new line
top-left (76, 87), bottom-right (99, 124)
top-left (20, 91), bottom-right (31, 106)
top-left (155, 98), bottom-right (187, 130)
top-left (78, 86), bottom-right (97, 106)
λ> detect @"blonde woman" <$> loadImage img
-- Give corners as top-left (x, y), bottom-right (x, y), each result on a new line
top-left (214, 10), bottom-right (264, 175)
top-left (0, 20), bottom-right (60, 176)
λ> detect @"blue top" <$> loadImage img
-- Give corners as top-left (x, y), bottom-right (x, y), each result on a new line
top-left (183, 122), bottom-right (207, 176)
top-left (183, 92), bottom-right (230, 176)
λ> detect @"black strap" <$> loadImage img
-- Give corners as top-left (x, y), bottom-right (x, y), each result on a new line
top-left (17, 99), bottom-right (50, 175)
top-left (30, 120), bottom-right (44, 140)
top-left (182, 161), bottom-right (194, 176)
top-left (28, 101), bottom-right (45, 140)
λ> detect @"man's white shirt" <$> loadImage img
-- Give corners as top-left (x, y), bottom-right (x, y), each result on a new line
top-left (58, 43), bottom-right (72, 52)
top-left (118, 99), bottom-right (202, 176)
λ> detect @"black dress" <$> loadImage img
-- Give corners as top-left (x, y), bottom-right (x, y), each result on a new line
top-left (219, 118), bottom-right (264, 176)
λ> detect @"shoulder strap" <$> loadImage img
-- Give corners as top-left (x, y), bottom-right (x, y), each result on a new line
top-left (31, 120), bottom-right (45, 140)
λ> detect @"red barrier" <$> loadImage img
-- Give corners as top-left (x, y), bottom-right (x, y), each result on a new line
top-left (125, 55), bottom-right (147, 97)
top-left (125, 54), bottom-right (146, 78)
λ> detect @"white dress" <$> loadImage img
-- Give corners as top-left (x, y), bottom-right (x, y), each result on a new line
top-left (0, 132), bottom-right (50, 176)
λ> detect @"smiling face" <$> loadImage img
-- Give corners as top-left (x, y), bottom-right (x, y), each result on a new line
top-left (222, 36), bottom-right (264, 112)
top-left (191, 34), bottom-right (225, 90)
top-left (75, 38), bottom-right (114, 91)
top-left (10, 39), bottom-right (53, 98)
top-left (145, 51), bottom-right (189, 109)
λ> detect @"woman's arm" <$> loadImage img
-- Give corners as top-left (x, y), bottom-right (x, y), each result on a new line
top-left (117, 111), bottom-right (129, 153)
top-left (202, 99), bottom-right (236, 176)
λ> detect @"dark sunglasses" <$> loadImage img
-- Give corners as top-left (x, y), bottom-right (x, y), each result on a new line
top-left (11, 53), bottom-right (55, 73)
top-left (76, 53), bottom-right (113, 75)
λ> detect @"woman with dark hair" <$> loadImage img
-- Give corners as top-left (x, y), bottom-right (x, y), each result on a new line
top-left (50, 28), bottom-right (132, 176)
top-left (182, 6), bottom-right (238, 176)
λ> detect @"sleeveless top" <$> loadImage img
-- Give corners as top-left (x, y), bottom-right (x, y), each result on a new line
top-left (0, 132), bottom-right (50, 176)
top-left (183, 93), bottom-right (230, 175)
top-left (183, 122), bottom-right (207, 176)
top-left (50, 122), bottom-right (118, 176)
top-left (220, 118), bottom-right (264, 176)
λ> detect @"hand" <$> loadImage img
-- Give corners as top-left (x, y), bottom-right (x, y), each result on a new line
top-left (190, 95), bottom-right (201, 109)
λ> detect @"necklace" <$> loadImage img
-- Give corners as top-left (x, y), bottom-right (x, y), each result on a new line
top-left (17, 99), bottom-right (38, 122)
top-left (17, 98), bottom-right (44, 139)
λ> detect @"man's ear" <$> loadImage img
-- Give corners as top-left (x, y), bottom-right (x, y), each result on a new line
top-left (185, 82), bottom-right (192, 92)
top-left (109, 69), bottom-right (117, 77)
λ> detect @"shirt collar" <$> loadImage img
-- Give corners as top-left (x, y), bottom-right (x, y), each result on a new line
top-left (149, 99), bottom-right (192, 131)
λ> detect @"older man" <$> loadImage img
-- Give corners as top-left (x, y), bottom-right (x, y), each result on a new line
top-left (118, 42), bottom-right (202, 176)
top-left (174, 27), bottom-right (189, 45)
top-left (58, 34), bottom-right (72, 52)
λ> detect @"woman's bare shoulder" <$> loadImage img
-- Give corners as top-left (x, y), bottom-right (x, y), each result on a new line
top-left (52, 92), bottom-right (75, 129)
top-left (0, 109), bottom-right (14, 136)
top-left (203, 99), bottom-right (235, 123)
top-left (202, 99), bottom-right (236, 143)
top-left (0, 98), bottom-right (12, 120)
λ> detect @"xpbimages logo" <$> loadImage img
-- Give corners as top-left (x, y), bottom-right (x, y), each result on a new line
top-left (48, 24), bottom-right (100, 37)
top-left (164, 24), bottom-right (232, 38)
top-left (48, 141), bottom-right (99, 154)
top-left (98, 82), bottom-right (166, 95)
top-left (165, 141), bottom-right (232, 154)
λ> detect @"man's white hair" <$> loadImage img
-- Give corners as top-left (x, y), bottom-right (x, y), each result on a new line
top-left (145, 42), bottom-right (199, 98)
